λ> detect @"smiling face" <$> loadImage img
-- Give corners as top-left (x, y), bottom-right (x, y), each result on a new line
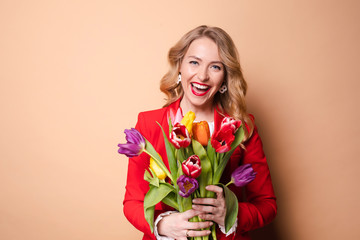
top-left (179, 37), bottom-right (225, 114)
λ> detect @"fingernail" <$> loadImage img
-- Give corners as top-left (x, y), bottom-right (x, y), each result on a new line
top-left (209, 222), bottom-right (213, 226)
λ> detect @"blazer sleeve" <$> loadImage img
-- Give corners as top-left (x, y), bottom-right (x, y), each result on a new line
top-left (236, 125), bottom-right (277, 234)
top-left (123, 112), bottom-right (154, 237)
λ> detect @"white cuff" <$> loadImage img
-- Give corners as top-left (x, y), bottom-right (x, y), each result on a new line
top-left (218, 219), bottom-right (238, 236)
top-left (154, 211), bottom-right (178, 240)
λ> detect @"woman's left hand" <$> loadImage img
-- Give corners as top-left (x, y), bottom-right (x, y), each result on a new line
top-left (192, 185), bottom-right (226, 227)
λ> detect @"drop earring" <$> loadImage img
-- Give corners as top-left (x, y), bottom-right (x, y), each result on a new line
top-left (219, 84), bottom-right (227, 93)
top-left (177, 73), bottom-right (181, 84)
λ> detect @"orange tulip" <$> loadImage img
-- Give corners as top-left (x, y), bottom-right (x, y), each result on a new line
top-left (192, 121), bottom-right (210, 146)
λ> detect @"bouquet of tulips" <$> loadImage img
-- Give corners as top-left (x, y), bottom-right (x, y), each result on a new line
top-left (118, 109), bottom-right (256, 239)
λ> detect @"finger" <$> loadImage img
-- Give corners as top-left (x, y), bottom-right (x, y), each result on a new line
top-left (193, 197), bottom-right (221, 206)
top-left (186, 229), bottom-right (212, 238)
top-left (198, 213), bottom-right (216, 221)
top-left (187, 220), bottom-right (213, 230)
top-left (181, 209), bottom-right (202, 220)
top-left (206, 185), bottom-right (224, 199)
top-left (192, 204), bottom-right (219, 214)
top-left (177, 237), bottom-right (187, 240)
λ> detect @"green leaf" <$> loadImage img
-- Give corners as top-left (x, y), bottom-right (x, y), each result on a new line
top-left (206, 140), bottom-right (215, 170)
top-left (216, 183), bottom-right (239, 233)
top-left (144, 183), bottom-right (175, 232)
top-left (213, 126), bottom-right (244, 183)
top-left (144, 169), bottom-right (152, 183)
top-left (184, 145), bottom-right (195, 158)
top-left (177, 189), bottom-right (184, 212)
top-left (182, 194), bottom-right (193, 211)
top-left (156, 121), bottom-right (177, 183)
top-left (177, 158), bottom-right (183, 175)
top-left (192, 139), bottom-right (212, 197)
top-left (177, 148), bottom-right (186, 163)
top-left (148, 169), bottom-right (160, 187)
top-left (144, 205), bottom-right (155, 233)
top-left (168, 117), bottom-right (173, 136)
top-left (161, 191), bottom-right (179, 210)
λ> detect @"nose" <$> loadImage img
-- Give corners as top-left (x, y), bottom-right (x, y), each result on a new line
top-left (197, 66), bottom-right (209, 81)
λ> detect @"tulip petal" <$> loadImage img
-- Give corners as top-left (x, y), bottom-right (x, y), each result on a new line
top-left (177, 175), bottom-right (199, 198)
top-left (181, 155), bottom-right (202, 178)
top-left (150, 158), bottom-right (167, 180)
top-left (181, 111), bottom-right (195, 135)
top-left (193, 121), bottom-right (210, 146)
top-left (231, 164), bottom-right (257, 187)
top-left (221, 117), bottom-right (242, 134)
top-left (118, 143), bottom-right (142, 158)
top-left (169, 123), bottom-right (191, 149)
top-left (125, 128), bottom-right (145, 146)
top-left (211, 128), bottom-right (235, 153)
top-left (168, 108), bottom-right (183, 126)
top-left (118, 128), bottom-right (145, 157)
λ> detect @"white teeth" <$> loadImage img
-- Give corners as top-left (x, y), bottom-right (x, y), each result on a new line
top-left (192, 83), bottom-right (209, 90)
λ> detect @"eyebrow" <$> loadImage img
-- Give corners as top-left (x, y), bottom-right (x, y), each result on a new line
top-left (187, 55), bottom-right (223, 64)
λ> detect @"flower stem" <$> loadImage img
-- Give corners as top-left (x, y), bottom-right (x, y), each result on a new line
top-left (225, 181), bottom-right (233, 187)
top-left (211, 224), bottom-right (217, 240)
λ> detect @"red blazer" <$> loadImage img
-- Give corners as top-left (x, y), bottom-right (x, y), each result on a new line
top-left (123, 99), bottom-right (277, 240)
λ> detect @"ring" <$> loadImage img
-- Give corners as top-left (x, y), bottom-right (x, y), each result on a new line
top-left (186, 230), bottom-right (190, 237)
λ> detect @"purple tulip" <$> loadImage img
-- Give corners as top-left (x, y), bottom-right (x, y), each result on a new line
top-left (118, 128), bottom-right (145, 158)
top-left (231, 164), bottom-right (256, 187)
top-left (177, 175), bottom-right (199, 198)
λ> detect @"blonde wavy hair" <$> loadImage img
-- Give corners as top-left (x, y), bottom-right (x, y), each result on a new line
top-left (160, 25), bottom-right (254, 140)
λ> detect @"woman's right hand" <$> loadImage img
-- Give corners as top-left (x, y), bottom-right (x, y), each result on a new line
top-left (157, 209), bottom-right (213, 240)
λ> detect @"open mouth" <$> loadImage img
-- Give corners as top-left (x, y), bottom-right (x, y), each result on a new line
top-left (191, 82), bottom-right (211, 96)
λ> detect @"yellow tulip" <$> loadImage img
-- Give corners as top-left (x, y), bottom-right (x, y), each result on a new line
top-left (181, 111), bottom-right (196, 135)
top-left (149, 157), bottom-right (167, 180)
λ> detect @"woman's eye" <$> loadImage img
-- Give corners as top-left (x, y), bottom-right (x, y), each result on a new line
top-left (212, 65), bottom-right (222, 70)
top-left (189, 61), bottom-right (199, 65)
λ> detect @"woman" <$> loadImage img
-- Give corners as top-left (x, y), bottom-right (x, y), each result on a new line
top-left (122, 25), bottom-right (277, 240)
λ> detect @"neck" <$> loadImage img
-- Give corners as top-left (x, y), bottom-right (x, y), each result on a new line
top-left (180, 99), bottom-right (214, 122)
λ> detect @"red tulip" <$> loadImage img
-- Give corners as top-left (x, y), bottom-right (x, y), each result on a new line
top-left (211, 127), bottom-right (235, 153)
top-left (182, 155), bottom-right (202, 178)
top-left (169, 123), bottom-right (191, 149)
top-left (221, 117), bottom-right (242, 134)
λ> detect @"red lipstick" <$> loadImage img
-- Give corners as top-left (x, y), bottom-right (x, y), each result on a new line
top-left (190, 82), bottom-right (211, 96)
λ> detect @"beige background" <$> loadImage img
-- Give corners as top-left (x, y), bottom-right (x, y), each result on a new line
top-left (1, 0), bottom-right (359, 239)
